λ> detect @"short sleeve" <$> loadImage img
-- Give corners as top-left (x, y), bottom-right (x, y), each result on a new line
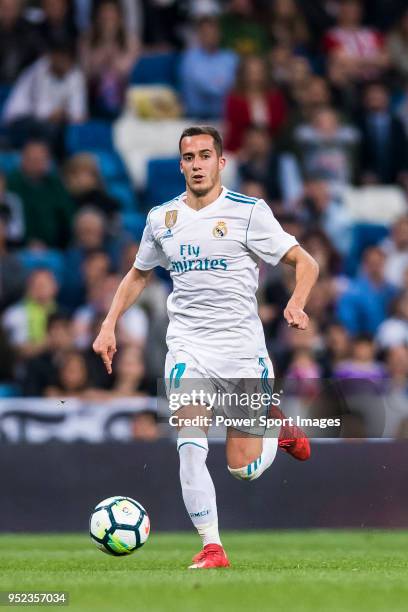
top-left (134, 216), bottom-right (169, 271)
top-left (246, 200), bottom-right (298, 266)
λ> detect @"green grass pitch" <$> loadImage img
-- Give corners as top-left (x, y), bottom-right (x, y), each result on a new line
top-left (1, 531), bottom-right (408, 612)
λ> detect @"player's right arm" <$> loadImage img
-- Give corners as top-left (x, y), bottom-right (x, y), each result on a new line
top-left (93, 210), bottom-right (169, 374)
top-left (93, 267), bottom-right (151, 374)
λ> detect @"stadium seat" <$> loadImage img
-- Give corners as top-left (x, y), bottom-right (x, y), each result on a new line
top-left (345, 223), bottom-right (389, 276)
top-left (91, 149), bottom-right (128, 181)
top-left (18, 249), bottom-right (65, 284)
top-left (146, 158), bottom-right (185, 206)
top-left (65, 121), bottom-right (114, 154)
top-left (0, 384), bottom-right (20, 398)
top-left (130, 52), bottom-right (179, 87)
top-left (108, 181), bottom-right (138, 212)
top-left (121, 212), bottom-right (146, 240)
top-left (0, 150), bottom-right (20, 174)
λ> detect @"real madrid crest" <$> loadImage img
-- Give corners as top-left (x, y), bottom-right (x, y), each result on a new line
top-left (165, 210), bottom-right (178, 228)
top-left (213, 221), bottom-right (228, 238)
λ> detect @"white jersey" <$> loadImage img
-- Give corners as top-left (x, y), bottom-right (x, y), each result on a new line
top-left (134, 186), bottom-right (298, 359)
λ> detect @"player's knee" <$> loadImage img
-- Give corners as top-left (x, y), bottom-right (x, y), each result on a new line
top-left (227, 455), bottom-right (263, 482)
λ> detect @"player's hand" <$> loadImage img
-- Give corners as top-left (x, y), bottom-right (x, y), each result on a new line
top-left (284, 299), bottom-right (309, 330)
top-left (92, 325), bottom-right (117, 374)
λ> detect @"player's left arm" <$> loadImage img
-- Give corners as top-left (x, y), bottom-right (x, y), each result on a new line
top-left (280, 245), bottom-right (319, 330)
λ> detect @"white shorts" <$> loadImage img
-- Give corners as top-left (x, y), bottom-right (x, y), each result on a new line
top-left (164, 347), bottom-right (275, 436)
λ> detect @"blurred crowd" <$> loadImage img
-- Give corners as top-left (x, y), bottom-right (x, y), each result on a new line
top-left (0, 0), bottom-right (408, 439)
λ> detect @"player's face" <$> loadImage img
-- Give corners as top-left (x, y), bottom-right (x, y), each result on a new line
top-left (180, 135), bottom-right (225, 197)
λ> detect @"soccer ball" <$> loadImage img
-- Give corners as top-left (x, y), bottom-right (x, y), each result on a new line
top-left (89, 496), bottom-right (150, 555)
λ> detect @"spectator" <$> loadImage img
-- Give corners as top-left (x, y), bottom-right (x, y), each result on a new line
top-left (2, 268), bottom-right (58, 358)
top-left (3, 41), bottom-right (87, 152)
top-left (80, 0), bottom-right (139, 118)
top-left (298, 177), bottom-right (353, 255)
top-left (357, 82), bottom-right (408, 188)
top-left (274, 316), bottom-right (323, 376)
top-left (322, 0), bottom-right (388, 83)
top-left (45, 349), bottom-right (89, 397)
top-left (180, 16), bottom-right (238, 119)
top-left (64, 207), bottom-right (126, 280)
top-left (61, 207), bottom-right (117, 310)
top-left (269, 0), bottom-right (310, 50)
top-left (301, 229), bottom-right (342, 277)
top-left (284, 55), bottom-right (312, 103)
top-left (292, 106), bottom-right (359, 190)
top-left (285, 348), bottom-right (321, 399)
top-left (333, 334), bottom-right (385, 381)
top-left (84, 344), bottom-right (149, 399)
top-left (387, 8), bottom-right (408, 83)
top-left (224, 55), bottom-right (287, 152)
top-left (376, 291), bottom-right (408, 350)
top-left (322, 323), bottom-right (351, 375)
top-left (63, 153), bottom-right (120, 221)
top-left (220, 0), bottom-right (269, 55)
top-left (381, 215), bottom-right (408, 289)
top-left (0, 213), bottom-right (26, 312)
top-left (21, 312), bottom-right (74, 395)
top-left (0, 171), bottom-right (25, 246)
top-left (72, 272), bottom-right (148, 349)
top-left (326, 48), bottom-right (363, 118)
top-left (37, 0), bottom-right (78, 48)
top-left (74, 0), bottom-right (142, 38)
top-left (267, 43), bottom-right (311, 93)
top-left (0, 0), bottom-right (42, 84)
top-left (7, 141), bottom-right (74, 248)
top-left (336, 246), bottom-right (398, 336)
top-left (282, 75), bottom-right (332, 146)
top-left (59, 248), bottom-right (112, 313)
top-left (237, 125), bottom-right (282, 202)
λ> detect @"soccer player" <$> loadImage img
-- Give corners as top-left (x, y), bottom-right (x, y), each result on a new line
top-left (93, 126), bottom-right (319, 569)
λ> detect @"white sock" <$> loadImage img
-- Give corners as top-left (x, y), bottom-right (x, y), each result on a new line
top-left (228, 436), bottom-right (278, 481)
top-left (177, 429), bottom-right (221, 547)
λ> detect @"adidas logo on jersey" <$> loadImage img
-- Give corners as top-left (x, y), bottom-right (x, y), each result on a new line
top-left (162, 228), bottom-right (173, 240)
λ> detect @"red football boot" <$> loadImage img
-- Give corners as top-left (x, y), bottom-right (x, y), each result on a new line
top-left (189, 544), bottom-right (230, 569)
top-left (270, 406), bottom-right (311, 461)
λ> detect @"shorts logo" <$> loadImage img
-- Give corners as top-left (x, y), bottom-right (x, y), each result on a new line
top-left (165, 210), bottom-right (178, 228)
top-left (213, 221), bottom-right (227, 238)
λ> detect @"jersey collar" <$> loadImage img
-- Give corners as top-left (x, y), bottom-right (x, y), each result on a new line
top-left (180, 186), bottom-right (227, 214)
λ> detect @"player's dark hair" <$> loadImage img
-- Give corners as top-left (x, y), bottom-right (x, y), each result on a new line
top-left (179, 126), bottom-right (223, 157)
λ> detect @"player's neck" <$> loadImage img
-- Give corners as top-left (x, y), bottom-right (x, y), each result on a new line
top-left (185, 184), bottom-right (223, 211)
